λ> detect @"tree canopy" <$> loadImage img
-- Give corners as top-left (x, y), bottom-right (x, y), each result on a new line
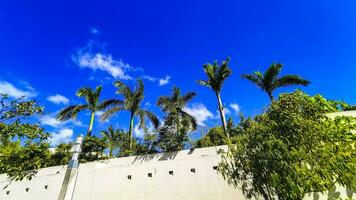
top-left (219, 90), bottom-right (356, 200)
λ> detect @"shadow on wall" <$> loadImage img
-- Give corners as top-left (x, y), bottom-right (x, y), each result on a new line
top-left (131, 150), bottom-right (180, 164)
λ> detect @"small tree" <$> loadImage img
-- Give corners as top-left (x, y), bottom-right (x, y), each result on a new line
top-left (101, 125), bottom-right (123, 158)
top-left (0, 94), bottom-right (51, 180)
top-left (219, 91), bottom-right (356, 200)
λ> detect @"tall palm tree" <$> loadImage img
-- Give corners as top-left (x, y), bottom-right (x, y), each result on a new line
top-left (57, 86), bottom-right (120, 136)
top-left (100, 125), bottom-right (123, 158)
top-left (157, 87), bottom-right (197, 132)
top-left (198, 58), bottom-right (232, 138)
top-left (101, 79), bottom-right (159, 149)
top-left (242, 63), bottom-right (310, 101)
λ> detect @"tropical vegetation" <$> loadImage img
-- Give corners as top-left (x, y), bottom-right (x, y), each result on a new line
top-left (0, 58), bottom-right (355, 199)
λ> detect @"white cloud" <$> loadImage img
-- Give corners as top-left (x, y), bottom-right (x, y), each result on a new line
top-left (142, 75), bottom-right (156, 82)
top-left (0, 81), bottom-right (36, 98)
top-left (159, 76), bottom-right (171, 86)
top-left (90, 27), bottom-right (100, 34)
top-left (47, 94), bottom-right (70, 105)
top-left (230, 103), bottom-right (240, 115)
top-left (49, 128), bottom-right (74, 146)
top-left (40, 115), bottom-right (83, 128)
top-left (142, 75), bottom-right (171, 86)
top-left (183, 104), bottom-right (214, 126)
top-left (74, 51), bottom-right (133, 80)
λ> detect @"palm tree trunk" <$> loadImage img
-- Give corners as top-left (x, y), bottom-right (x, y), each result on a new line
top-left (109, 147), bottom-right (113, 158)
top-left (128, 112), bottom-right (134, 150)
top-left (215, 92), bottom-right (229, 139)
top-left (87, 112), bottom-right (95, 136)
top-left (267, 91), bottom-right (274, 101)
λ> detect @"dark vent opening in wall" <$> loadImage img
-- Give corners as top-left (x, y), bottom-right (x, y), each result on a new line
top-left (169, 170), bottom-right (174, 175)
top-left (44, 185), bottom-right (48, 189)
top-left (213, 166), bottom-right (218, 170)
top-left (5, 191), bottom-right (10, 195)
top-left (127, 175), bottom-right (132, 180)
top-left (191, 168), bottom-right (196, 173)
top-left (148, 173), bottom-right (152, 178)
top-left (25, 188), bottom-right (30, 193)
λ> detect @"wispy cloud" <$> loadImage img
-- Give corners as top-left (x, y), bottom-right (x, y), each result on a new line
top-left (230, 103), bottom-right (240, 115)
top-left (40, 114), bottom-right (83, 128)
top-left (74, 51), bottom-right (133, 80)
top-left (47, 94), bottom-right (70, 105)
top-left (90, 27), bottom-right (100, 34)
top-left (142, 75), bottom-right (171, 86)
top-left (73, 41), bottom-right (171, 86)
top-left (183, 103), bottom-right (214, 126)
top-left (159, 76), bottom-right (171, 86)
top-left (49, 128), bottom-right (74, 146)
top-left (0, 81), bottom-right (36, 98)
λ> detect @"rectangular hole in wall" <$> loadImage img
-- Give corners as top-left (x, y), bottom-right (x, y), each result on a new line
top-left (25, 188), bottom-right (30, 193)
top-left (191, 168), bottom-right (196, 173)
top-left (148, 173), bottom-right (152, 178)
top-left (44, 185), bottom-right (48, 190)
top-left (127, 175), bottom-right (132, 180)
top-left (213, 166), bottom-right (218, 170)
top-left (169, 170), bottom-right (174, 175)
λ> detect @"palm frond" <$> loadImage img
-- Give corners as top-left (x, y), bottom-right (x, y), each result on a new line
top-left (241, 73), bottom-right (264, 89)
top-left (216, 57), bottom-right (232, 81)
top-left (97, 99), bottom-right (123, 110)
top-left (114, 81), bottom-right (133, 99)
top-left (56, 104), bottom-right (88, 121)
top-left (180, 110), bottom-right (197, 131)
top-left (138, 109), bottom-right (159, 129)
top-left (264, 63), bottom-right (282, 87)
top-left (274, 75), bottom-right (310, 89)
top-left (76, 87), bottom-right (92, 97)
top-left (197, 80), bottom-right (211, 88)
top-left (100, 106), bottom-right (125, 121)
top-left (182, 92), bottom-right (196, 104)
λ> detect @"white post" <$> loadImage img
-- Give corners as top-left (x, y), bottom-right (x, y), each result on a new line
top-left (58, 135), bottom-right (83, 200)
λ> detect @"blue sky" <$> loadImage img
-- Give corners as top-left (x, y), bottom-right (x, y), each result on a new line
top-left (1, 0), bottom-right (356, 146)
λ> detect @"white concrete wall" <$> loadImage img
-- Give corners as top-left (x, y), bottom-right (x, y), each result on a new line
top-left (0, 145), bottom-right (245, 200)
top-left (0, 145), bottom-right (353, 200)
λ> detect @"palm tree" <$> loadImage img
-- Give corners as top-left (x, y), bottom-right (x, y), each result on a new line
top-left (242, 63), bottom-right (310, 101)
top-left (57, 86), bottom-right (120, 136)
top-left (100, 125), bottom-right (123, 158)
top-left (198, 58), bottom-right (232, 138)
top-left (157, 87), bottom-right (197, 132)
top-left (101, 79), bottom-right (159, 149)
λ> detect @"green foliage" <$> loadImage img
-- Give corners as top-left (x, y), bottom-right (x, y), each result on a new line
top-left (156, 125), bottom-right (188, 152)
top-left (80, 136), bottom-right (107, 162)
top-left (219, 90), bottom-right (356, 200)
top-left (101, 125), bottom-right (124, 157)
top-left (0, 141), bottom-right (51, 181)
top-left (0, 94), bottom-right (51, 180)
top-left (49, 143), bottom-right (72, 166)
top-left (195, 126), bottom-right (227, 148)
top-left (242, 63), bottom-right (310, 100)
